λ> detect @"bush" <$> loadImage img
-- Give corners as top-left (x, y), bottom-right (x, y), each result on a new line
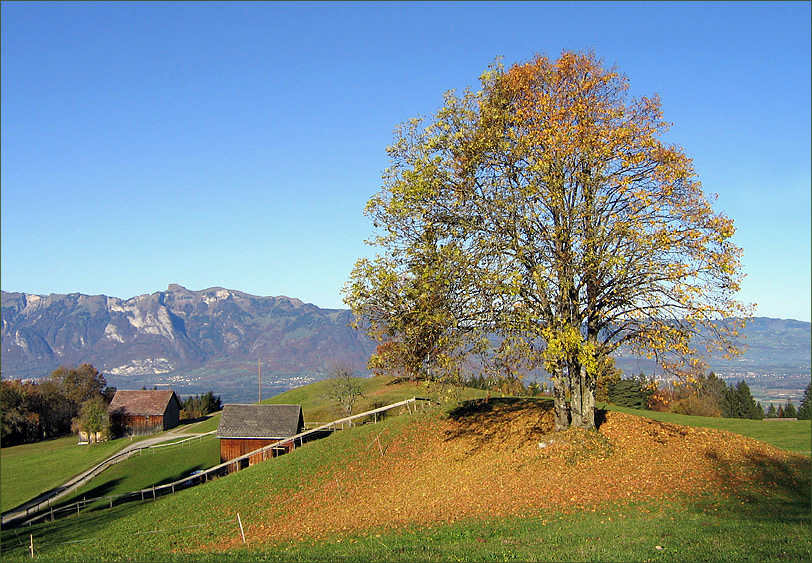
top-left (671, 394), bottom-right (722, 417)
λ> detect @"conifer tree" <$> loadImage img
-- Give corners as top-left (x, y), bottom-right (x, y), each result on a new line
top-left (798, 384), bottom-right (811, 420)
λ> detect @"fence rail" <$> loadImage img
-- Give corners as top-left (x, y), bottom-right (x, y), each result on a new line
top-left (1, 431), bottom-right (216, 528)
top-left (3, 397), bottom-right (435, 529)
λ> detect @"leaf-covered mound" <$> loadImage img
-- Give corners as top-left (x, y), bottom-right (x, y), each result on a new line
top-left (215, 398), bottom-right (808, 549)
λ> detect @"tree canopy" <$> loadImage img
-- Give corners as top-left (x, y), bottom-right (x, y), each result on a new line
top-left (1, 364), bottom-right (115, 445)
top-left (345, 51), bottom-right (751, 430)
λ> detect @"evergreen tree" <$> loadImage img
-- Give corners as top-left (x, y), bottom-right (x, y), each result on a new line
top-left (766, 403), bottom-right (777, 418)
top-left (723, 380), bottom-right (763, 419)
top-left (783, 401), bottom-right (797, 418)
top-left (798, 384), bottom-right (811, 420)
top-left (698, 371), bottom-right (727, 410)
top-left (608, 378), bottom-right (647, 409)
top-left (777, 404), bottom-right (785, 418)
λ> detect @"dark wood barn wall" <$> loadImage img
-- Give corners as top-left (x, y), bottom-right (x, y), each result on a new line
top-left (220, 438), bottom-right (294, 463)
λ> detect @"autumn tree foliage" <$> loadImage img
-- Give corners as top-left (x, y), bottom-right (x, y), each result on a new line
top-left (1, 364), bottom-right (115, 446)
top-left (344, 51), bottom-right (751, 431)
top-left (71, 396), bottom-right (111, 442)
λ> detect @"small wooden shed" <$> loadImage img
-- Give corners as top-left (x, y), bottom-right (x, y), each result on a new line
top-left (216, 404), bottom-right (305, 464)
top-left (108, 390), bottom-right (182, 437)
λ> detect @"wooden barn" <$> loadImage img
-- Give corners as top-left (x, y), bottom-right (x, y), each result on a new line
top-left (216, 404), bottom-right (305, 464)
top-left (108, 390), bottom-right (182, 437)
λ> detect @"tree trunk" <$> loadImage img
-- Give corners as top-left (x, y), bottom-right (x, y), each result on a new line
top-left (552, 373), bottom-right (570, 431)
top-left (569, 361), bottom-right (584, 428)
top-left (568, 361), bottom-right (596, 430)
top-left (580, 364), bottom-right (596, 431)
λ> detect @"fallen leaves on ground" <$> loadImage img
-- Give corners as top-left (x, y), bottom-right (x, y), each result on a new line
top-left (212, 399), bottom-right (807, 550)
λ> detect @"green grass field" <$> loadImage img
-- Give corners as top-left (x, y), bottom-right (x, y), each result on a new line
top-left (2, 378), bottom-right (809, 515)
top-left (1, 402), bottom-right (809, 562)
top-left (56, 435), bottom-right (221, 509)
top-left (1, 378), bottom-right (809, 562)
top-left (264, 374), bottom-right (489, 421)
top-left (1, 420), bottom-right (208, 514)
top-left (0, 436), bottom-right (134, 513)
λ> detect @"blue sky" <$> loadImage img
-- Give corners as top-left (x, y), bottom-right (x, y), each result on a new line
top-left (2, 1), bottom-right (810, 321)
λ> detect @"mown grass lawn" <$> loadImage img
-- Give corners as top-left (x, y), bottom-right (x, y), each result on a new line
top-left (0, 436), bottom-right (131, 513)
top-left (55, 435), bottom-right (221, 510)
top-left (1, 419), bottom-right (209, 514)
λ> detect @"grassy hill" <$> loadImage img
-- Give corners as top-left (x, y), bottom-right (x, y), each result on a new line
top-left (0, 376), bottom-right (481, 513)
top-left (1, 378), bottom-right (809, 561)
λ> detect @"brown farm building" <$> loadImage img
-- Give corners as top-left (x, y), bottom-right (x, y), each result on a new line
top-left (108, 390), bottom-right (182, 437)
top-left (216, 404), bottom-right (305, 464)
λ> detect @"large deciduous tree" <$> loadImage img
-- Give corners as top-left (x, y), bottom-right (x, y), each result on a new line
top-left (345, 51), bottom-right (751, 430)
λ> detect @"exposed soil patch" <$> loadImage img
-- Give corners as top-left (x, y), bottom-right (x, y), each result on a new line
top-left (215, 398), bottom-right (808, 549)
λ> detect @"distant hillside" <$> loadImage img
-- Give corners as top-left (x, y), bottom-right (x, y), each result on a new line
top-left (1, 285), bottom-right (377, 400)
top-left (613, 317), bottom-right (811, 377)
top-left (2, 285), bottom-right (809, 403)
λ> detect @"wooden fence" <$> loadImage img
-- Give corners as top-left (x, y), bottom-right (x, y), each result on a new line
top-left (4, 397), bottom-right (435, 528)
top-left (1, 432), bottom-right (215, 528)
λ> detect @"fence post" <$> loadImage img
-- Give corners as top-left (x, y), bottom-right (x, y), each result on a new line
top-left (29, 534), bottom-right (33, 559)
top-left (237, 513), bottom-right (246, 544)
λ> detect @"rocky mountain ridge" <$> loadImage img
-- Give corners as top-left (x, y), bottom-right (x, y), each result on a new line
top-left (2, 285), bottom-right (809, 403)
top-left (1, 285), bottom-right (377, 389)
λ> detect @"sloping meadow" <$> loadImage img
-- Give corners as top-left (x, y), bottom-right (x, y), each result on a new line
top-left (3, 398), bottom-right (810, 562)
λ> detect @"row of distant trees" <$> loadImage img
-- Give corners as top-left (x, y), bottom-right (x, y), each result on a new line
top-left (607, 372), bottom-right (811, 420)
top-left (1, 364), bottom-right (114, 446)
top-left (461, 369), bottom-right (810, 421)
top-left (180, 391), bottom-right (222, 420)
top-left (1, 365), bottom-right (222, 447)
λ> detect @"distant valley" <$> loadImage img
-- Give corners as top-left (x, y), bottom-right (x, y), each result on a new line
top-left (2, 285), bottom-right (810, 404)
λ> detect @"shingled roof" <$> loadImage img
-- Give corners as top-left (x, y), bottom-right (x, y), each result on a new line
top-left (216, 404), bottom-right (304, 439)
top-left (108, 390), bottom-right (181, 416)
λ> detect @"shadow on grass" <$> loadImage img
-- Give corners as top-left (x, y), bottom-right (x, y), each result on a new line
top-left (704, 447), bottom-right (812, 525)
top-left (63, 478), bottom-right (125, 506)
top-left (447, 396), bottom-right (607, 431)
top-left (0, 501), bottom-right (144, 558)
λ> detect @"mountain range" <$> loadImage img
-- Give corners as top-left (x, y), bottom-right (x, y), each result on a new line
top-left (2, 285), bottom-right (810, 403)
top-left (1, 285), bottom-right (377, 402)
